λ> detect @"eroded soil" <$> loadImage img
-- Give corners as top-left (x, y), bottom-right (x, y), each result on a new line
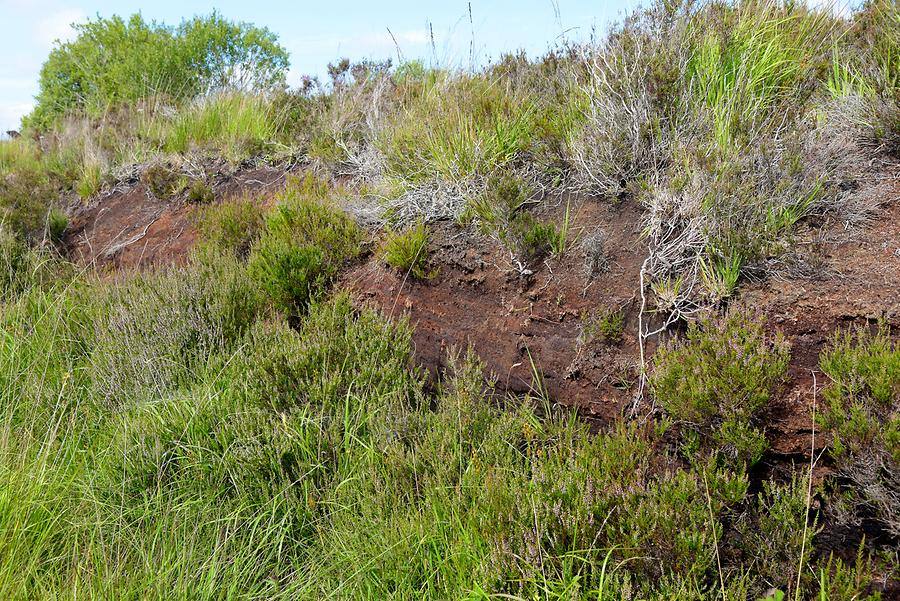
top-left (64, 171), bottom-right (900, 463)
top-left (64, 166), bottom-right (290, 270)
top-left (341, 198), bottom-right (647, 420)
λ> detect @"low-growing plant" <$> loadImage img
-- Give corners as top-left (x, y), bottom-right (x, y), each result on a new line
top-left (376, 73), bottom-right (539, 186)
top-left (382, 221), bottom-right (431, 279)
top-left (819, 323), bottom-right (899, 537)
top-left (194, 195), bottom-right (266, 257)
top-left (700, 250), bottom-right (743, 302)
top-left (187, 178), bottom-right (214, 204)
top-left (248, 176), bottom-right (360, 313)
top-left (75, 162), bottom-right (103, 199)
top-left (47, 207), bottom-right (67, 244)
top-left (248, 240), bottom-right (327, 315)
top-left (142, 162), bottom-right (181, 199)
top-left (0, 163), bottom-right (56, 242)
top-left (814, 545), bottom-right (885, 601)
top-left (91, 250), bottom-right (261, 407)
top-left (0, 229), bottom-right (60, 297)
top-left (463, 172), bottom-right (530, 233)
top-left (736, 477), bottom-right (817, 597)
top-left (651, 307), bottom-right (790, 468)
top-left (580, 306), bottom-right (625, 345)
top-left (153, 93), bottom-right (280, 160)
top-left (507, 212), bottom-right (560, 262)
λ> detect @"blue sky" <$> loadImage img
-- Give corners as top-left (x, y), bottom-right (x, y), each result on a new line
top-left (0, 0), bottom-right (643, 133)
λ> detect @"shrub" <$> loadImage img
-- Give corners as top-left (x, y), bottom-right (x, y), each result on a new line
top-left (248, 241), bottom-right (327, 315)
top-left (566, 0), bottom-right (691, 197)
top-left (91, 251), bottom-right (261, 407)
top-left (819, 323), bottom-right (899, 537)
top-left (650, 308), bottom-right (790, 468)
top-left (194, 195), bottom-right (266, 257)
top-left (486, 423), bottom-right (750, 594)
top-left (465, 174), bottom-right (563, 264)
top-left (141, 162), bottom-right (181, 199)
top-left (242, 294), bottom-right (420, 415)
top-left (247, 176), bottom-right (360, 314)
top-left (382, 221), bottom-right (431, 279)
top-left (735, 477), bottom-right (816, 597)
top-left (0, 161), bottom-right (55, 242)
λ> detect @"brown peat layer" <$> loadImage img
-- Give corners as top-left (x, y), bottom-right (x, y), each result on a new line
top-left (66, 170), bottom-right (900, 465)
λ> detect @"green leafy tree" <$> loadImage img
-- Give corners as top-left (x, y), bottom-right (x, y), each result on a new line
top-left (26, 12), bottom-right (289, 127)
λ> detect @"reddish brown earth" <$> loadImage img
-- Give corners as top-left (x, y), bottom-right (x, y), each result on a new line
top-left (741, 192), bottom-right (900, 455)
top-left (341, 198), bottom-right (647, 420)
top-left (64, 170), bottom-right (900, 461)
top-left (64, 166), bottom-right (290, 270)
top-left (342, 188), bottom-right (900, 460)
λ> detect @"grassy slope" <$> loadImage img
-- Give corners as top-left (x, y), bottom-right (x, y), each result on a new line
top-left (1, 0), bottom-right (899, 598)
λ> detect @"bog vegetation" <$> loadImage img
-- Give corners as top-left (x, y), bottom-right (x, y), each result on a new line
top-left (0, 0), bottom-right (898, 598)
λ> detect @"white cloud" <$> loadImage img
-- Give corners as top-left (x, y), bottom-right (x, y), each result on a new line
top-left (34, 8), bottom-right (86, 48)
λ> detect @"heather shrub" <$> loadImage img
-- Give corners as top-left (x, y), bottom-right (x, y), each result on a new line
top-left (651, 308), bottom-right (790, 467)
top-left (734, 477), bottom-right (816, 597)
top-left (194, 194), bottom-right (266, 257)
top-left (0, 160), bottom-right (56, 242)
top-left (819, 324), bottom-right (899, 537)
top-left (91, 251), bottom-right (261, 407)
top-left (247, 175), bottom-right (360, 314)
top-left (248, 240), bottom-right (326, 314)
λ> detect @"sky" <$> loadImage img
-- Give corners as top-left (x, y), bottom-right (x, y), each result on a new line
top-left (0, 0), bottom-right (643, 133)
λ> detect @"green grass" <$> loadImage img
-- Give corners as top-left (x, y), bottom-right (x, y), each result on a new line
top-left (148, 93), bottom-right (281, 160)
top-left (0, 3), bottom-right (898, 596)
top-left (382, 221), bottom-right (432, 279)
top-left (581, 306), bottom-right (625, 344)
top-left (0, 237), bottom-right (888, 600)
top-left (0, 138), bottom-right (43, 176)
top-left (688, 2), bottom-right (834, 150)
top-left (376, 72), bottom-right (548, 188)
